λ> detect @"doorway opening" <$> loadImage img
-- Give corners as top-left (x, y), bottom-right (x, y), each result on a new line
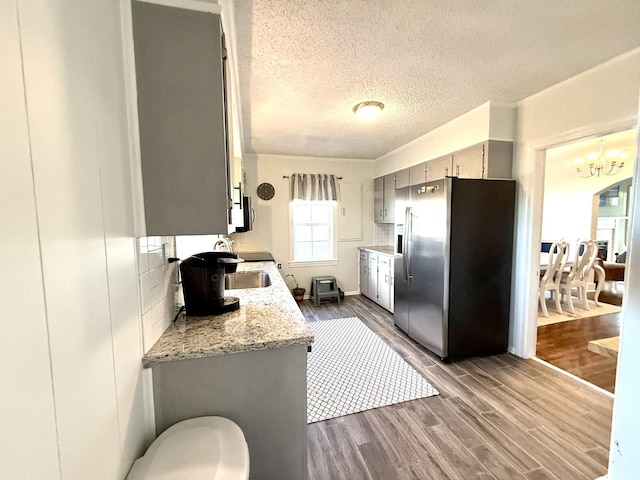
top-left (534, 128), bottom-right (636, 394)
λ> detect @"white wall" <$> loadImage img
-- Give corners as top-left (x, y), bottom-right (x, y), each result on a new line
top-left (513, 48), bottom-right (640, 480)
top-left (1, 1), bottom-right (153, 478)
top-left (0, 2), bottom-right (60, 477)
top-left (375, 101), bottom-right (517, 177)
top-left (512, 49), bottom-right (640, 359)
top-left (542, 152), bottom-right (635, 243)
top-left (239, 153), bottom-right (375, 295)
top-left (609, 119), bottom-right (640, 478)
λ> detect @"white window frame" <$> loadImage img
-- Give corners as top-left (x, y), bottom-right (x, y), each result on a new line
top-left (289, 200), bottom-right (338, 267)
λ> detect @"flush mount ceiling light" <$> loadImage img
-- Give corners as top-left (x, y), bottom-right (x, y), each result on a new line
top-left (574, 139), bottom-right (629, 178)
top-left (353, 101), bottom-right (384, 121)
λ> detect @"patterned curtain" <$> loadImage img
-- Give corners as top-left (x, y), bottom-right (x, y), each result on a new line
top-left (290, 173), bottom-right (340, 201)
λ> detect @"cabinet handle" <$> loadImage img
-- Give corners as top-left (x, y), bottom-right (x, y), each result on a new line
top-left (456, 164), bottom-right (460, 176)
top-left (384, 208), bottom-right (387, 216)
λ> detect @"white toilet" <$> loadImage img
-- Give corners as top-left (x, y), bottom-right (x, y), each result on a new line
top-left (126, 416), bottom-right (250, 480)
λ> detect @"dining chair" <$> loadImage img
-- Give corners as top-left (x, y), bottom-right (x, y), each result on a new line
top-left (560, 239), bottom-right (598, 313)
top-left (539, 240), bottom-right (569, 317)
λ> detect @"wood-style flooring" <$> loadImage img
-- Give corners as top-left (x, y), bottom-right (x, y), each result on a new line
top-left (301, 295), bottom-right (612, 480)
top-left (536, 282), bottom-right (623, 393)
top-left (536, 314), bottom-right (620, 393)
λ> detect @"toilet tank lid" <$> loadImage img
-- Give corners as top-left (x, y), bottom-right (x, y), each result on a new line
top-left (126, 416), bottom-right (249, 480)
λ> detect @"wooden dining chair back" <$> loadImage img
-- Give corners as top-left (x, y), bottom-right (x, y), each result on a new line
top-left (539, 240), bottom-right (569, 317)
top-left (561, 239), bottom-right (598, 313)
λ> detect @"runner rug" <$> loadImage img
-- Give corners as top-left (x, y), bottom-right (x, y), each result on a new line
top-left (307, 317), bottom-right (438, 424)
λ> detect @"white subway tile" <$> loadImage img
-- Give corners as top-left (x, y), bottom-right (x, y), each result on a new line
top-left (149, 265), bottom-right (165, 289)
top-left (140, 272), bottom-right (152, 314)
top-left (149, 282), bottom-right (163, 308)
top-left (141, 310), bottom-right (154, 353)
top-left (148, 249), bottom-right (164, 270)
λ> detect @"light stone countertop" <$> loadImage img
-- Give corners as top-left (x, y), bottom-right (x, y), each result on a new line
top-left (359, 245), bottom-right (397, 256)
top-left (142, 261), bottom-right (313, 367)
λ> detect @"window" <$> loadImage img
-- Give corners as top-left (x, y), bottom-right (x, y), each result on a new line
top-left (291, 201), bottom-right (335, 262)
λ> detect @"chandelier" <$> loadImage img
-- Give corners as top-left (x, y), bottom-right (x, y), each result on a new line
top-left (574, 140), bottom-right (628, 177)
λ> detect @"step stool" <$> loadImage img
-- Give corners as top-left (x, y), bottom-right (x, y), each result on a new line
top-left (310, 276), bottom-right (341, 306)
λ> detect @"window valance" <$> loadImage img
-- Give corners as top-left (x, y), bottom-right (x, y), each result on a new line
top-left (289, 173), bottom-right (341, 202)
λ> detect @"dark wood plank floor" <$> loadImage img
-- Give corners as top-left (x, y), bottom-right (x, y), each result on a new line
top-left (301, 295), bottom-right (613, 480)
top-left (536, 281), bottom-right (623, 393)
top-left (536, 314), bottom-right (620, 393)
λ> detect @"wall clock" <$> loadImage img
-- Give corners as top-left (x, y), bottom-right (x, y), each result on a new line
top-left (257, 182), bottom-right (275, 200)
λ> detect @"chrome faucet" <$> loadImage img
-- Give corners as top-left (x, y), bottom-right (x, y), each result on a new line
top-left (213, 237), bottom-right (233, 253)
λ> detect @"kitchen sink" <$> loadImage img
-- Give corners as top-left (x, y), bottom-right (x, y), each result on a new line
top-left (225, 271), bottom-right (272, 289)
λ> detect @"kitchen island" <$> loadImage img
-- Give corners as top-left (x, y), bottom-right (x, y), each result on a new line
top-left (144, 261), bottom-right (313, 480)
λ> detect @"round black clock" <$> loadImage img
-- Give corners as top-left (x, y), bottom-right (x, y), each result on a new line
top-left (257, 182), bottom-right (275, 200)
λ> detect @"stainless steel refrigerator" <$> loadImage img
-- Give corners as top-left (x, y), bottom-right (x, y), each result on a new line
top-left (393, 177), bottom-right (516, 361)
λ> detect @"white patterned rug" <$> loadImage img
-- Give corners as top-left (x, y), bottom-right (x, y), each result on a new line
top-left (307, 317), bottom-right (439, 424)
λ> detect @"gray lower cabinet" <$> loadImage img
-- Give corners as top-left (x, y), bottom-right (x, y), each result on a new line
top-left (359, 249), bottom-right (394, 313)
top-left (377, 255), bottom-right (394, 312)
top-left (367, 252), bottom-right (378, 297)
top-left (151, 345), bottom-right (308, 480)
top-left (132, 2), bottom-right (234, 236)
top-left (359, 250), bottom-right (369, 296)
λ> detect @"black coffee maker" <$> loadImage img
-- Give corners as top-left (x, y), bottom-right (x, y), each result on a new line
top-left (176, 252), bottom-right (243, 316)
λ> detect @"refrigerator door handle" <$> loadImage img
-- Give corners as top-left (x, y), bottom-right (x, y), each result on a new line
top-left (403, 206), bottom-right (413, 280)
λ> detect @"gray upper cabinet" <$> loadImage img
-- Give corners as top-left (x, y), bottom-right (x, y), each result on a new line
top-left (374, 176), bottom-right (384, 222)
top-left (452, 143), bottom-right (484, 178)
top-left (409, 162), bottom-right (427, 186)
top-left (425, 154), bottom-right (453, 181)
top-left (374, 174), bottom-right (395, 223)
top-left (132, 2), bottom-right (234, 236)
top-left (383, 173), bottom-right (395, 223)
top-left (395, 168), bottom-right (410, 189)
top-left (451, 141), bottom-right (513, 180)
top-left (484, 140), bottom-right (514, 179)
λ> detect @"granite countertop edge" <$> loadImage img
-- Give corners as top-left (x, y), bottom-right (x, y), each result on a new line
top-left (142, 261), bottom-right (313, 367)
top-left (358, 245), bottom-right (397, 256)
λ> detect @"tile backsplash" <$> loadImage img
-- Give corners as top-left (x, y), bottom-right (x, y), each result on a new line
top-left (137, 236), bottom-right (178, 353)
top-left (374, 223), bottom-right (394, 247)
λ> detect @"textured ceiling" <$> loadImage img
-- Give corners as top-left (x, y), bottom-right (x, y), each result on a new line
top-left (231, 0), bottom-right (640, 160)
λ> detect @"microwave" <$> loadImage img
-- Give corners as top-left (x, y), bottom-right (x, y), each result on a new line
top-left (236, 195), bottom-right (254, 232)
